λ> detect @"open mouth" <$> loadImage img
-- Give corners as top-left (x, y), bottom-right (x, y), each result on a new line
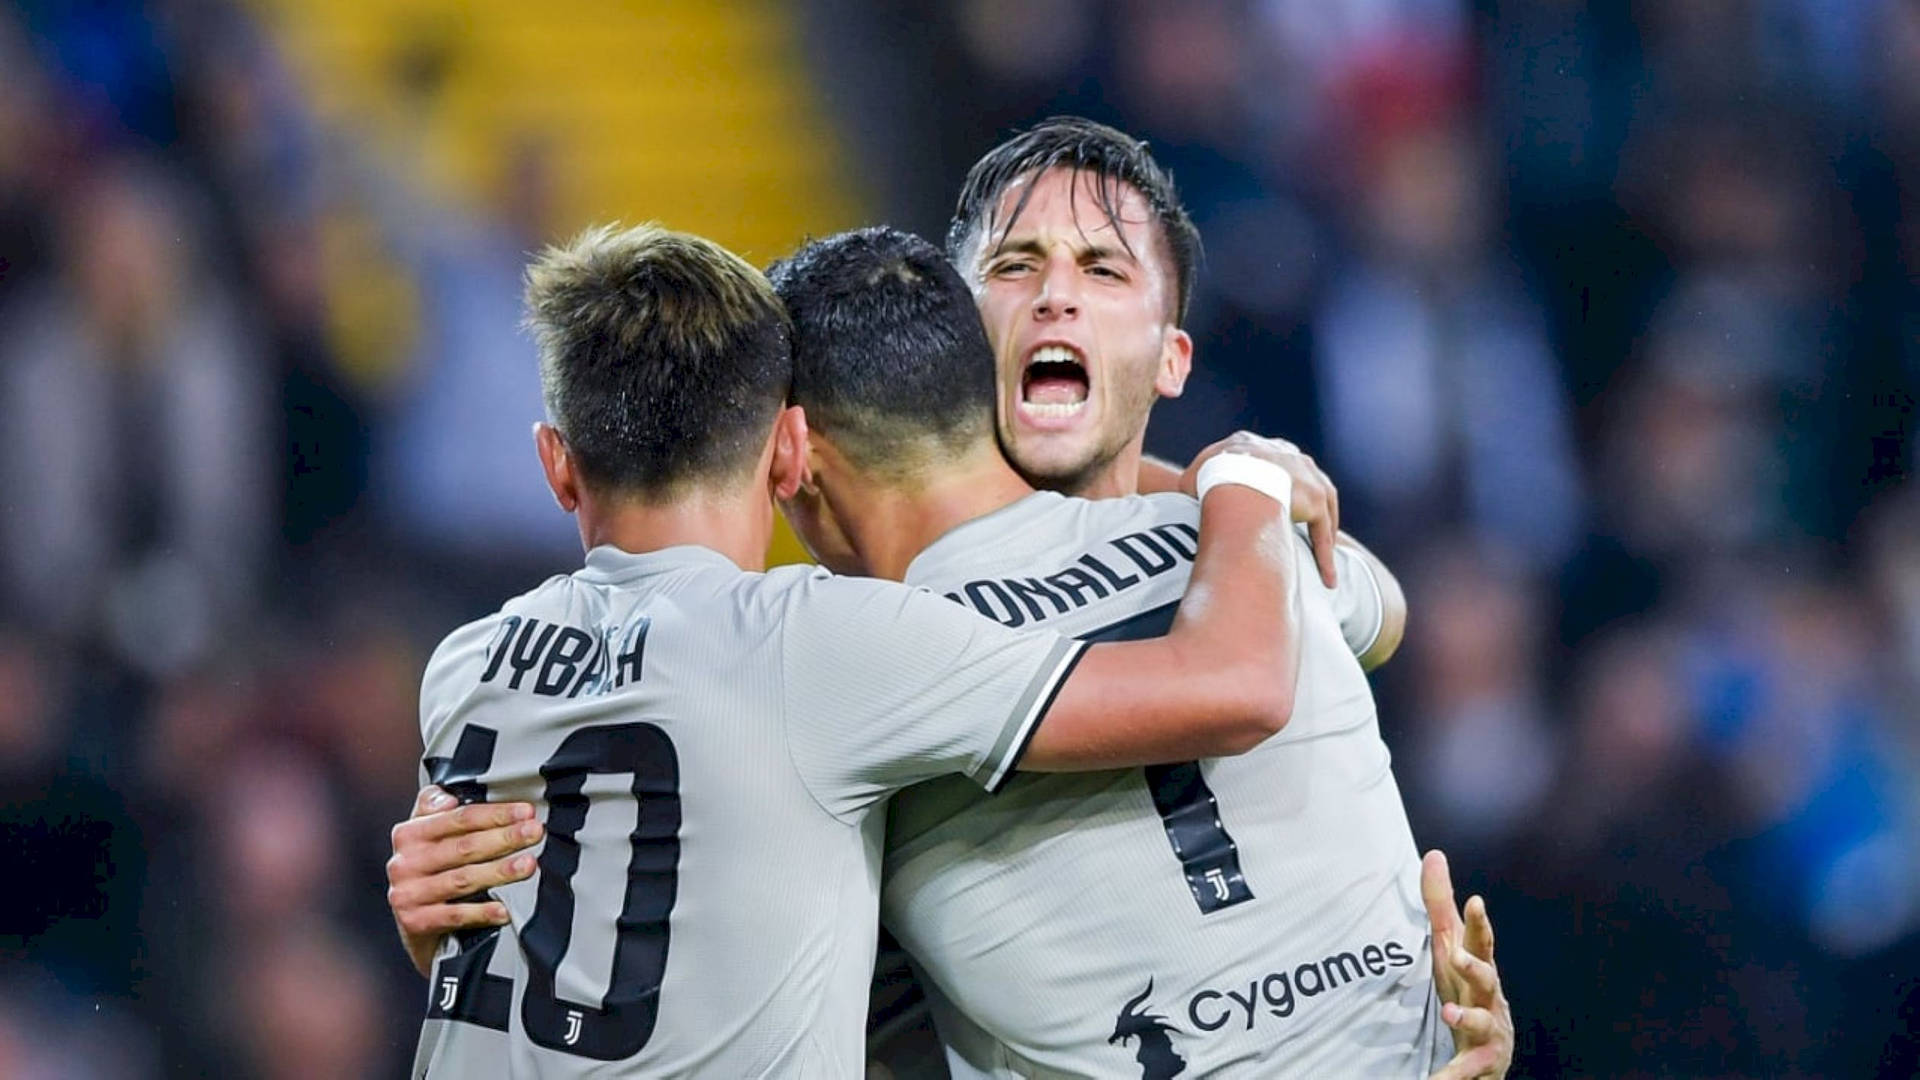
top-left (1019, 344), bottom-right (1090, 419)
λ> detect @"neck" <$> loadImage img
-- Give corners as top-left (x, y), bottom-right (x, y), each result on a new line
top-left (1062, 429), bottom-right (1147, 499)
top-left (837, 446), bottom-right (1035, 581)
top-left (577, 482), bottom-right (773, 571)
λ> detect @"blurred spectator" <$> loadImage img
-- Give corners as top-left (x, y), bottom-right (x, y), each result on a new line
top-left (1314, 120), bottom-right (1584, 569)
top-left (1401, 539), bottom-right (1556, 852)
top-left (363, 133), bottom-right (582, 572)
top-left (222, 920), bottom-right (389, 1080)
top-left (1543, 623), bottom-right (1704, 862)
top-left (0, 156), bottom-right (270, 673)
top-left (1680, 573), bottom-right (1920, 956)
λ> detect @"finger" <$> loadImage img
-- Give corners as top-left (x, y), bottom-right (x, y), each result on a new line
top-left (1444, 1004), bottom-right (1499, 1043)
top-left (1425, 1044), bottom-right (1502, 1080)
top-left (429, 817), bottom-right (545, 871)
top-left (1450, 950), bottom-right (1500, 1002)
top-left (1421, 850), bottom-right (1462, 947)
top-left (402, 851), bottom-right (540, 908)
top-left (411, 898), bottom-right (513, 936)
top-left (403, 801), bottom-right (538, 845)
top-left (413, 784), bottom-right (457, 817)
top-left (1312, 512), bottom-right (1339, 588)
top-left (392, 818), bottom-right (540, 885)
top-left (1464, 894), bottom-right (1496, 964)
top-left (1302, 496), bottom-right (1338, 587)
top-left (1317, 462), bottom-right (1340, 539)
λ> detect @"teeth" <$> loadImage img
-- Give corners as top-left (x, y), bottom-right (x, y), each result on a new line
top-left (1021, 400), bottom-right (1087, 418)
top-left (1030, 345), bottom-right (1082, 367)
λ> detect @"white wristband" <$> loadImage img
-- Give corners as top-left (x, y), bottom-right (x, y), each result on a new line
top-left (1195, 452), bottom-right (1294, 517)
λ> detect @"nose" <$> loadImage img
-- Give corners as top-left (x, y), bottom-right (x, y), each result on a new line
top-left (1032, 255), bottom-right (1080, 320)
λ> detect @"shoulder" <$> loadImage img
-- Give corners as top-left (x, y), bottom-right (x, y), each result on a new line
top-left (1089, 492), bottom-right (1202, 549)
top-left (1049, 491), bottom-right (1199, 536)
top-left (776, 565), bottom-right (949, 624)
top-left (421, 614), bottom-right (497, 690)
top-left (1091, 490), bottom-right (1198, 525)
top-left (420, 573), bottom-right (573, 686)
top-left (416, 609), bottom-right (510, 749)
top-left (1135, 490), bottom-right (1200, 524)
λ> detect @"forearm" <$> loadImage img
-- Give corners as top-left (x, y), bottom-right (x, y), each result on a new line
top-left (1023, 634), bottom-right (1275, 768)
top-left (1174, 481), bottom-right (1302, 708)
top-left (1022, 481), bottom-right (1300, 771)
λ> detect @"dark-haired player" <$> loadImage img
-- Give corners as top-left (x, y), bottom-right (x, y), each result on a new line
top-left (946, 116), bottom-right (1391, 611)
top-left (405, 222), bottom-right (1314, 1076)
top-left (764, 226), bottom-right (1505, 1078)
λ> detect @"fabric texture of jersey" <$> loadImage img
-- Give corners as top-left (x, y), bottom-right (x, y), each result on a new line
top-left (411, 544), bottom-right (1083, 1078)
top-left (885, 491), bottom-right (1451, 1079)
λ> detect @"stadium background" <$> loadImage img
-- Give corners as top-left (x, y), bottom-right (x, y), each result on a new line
top-left (0, 0), bottom-right (1915, 1075)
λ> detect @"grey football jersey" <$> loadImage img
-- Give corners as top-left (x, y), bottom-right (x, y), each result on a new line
top-left (411, 544), bottom-right (1084, 1079)
top-left (884, 491), bottom-right (1451, 1079)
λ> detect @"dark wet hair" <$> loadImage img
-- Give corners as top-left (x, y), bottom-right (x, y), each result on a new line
top-left (947, 116), bottom-right (1201, 323)
top-left (767, 226), bottom-right (996, 477)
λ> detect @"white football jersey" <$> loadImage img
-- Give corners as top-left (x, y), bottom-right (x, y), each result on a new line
top-left (411, 544), bottom-right (1085, 1078)
top-left (884, 492), bottom-right (1452, 1079)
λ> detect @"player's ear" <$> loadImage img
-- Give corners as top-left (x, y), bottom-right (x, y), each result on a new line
top-left (1154, 326), bottom-right (1192, 400)
top-left (769, 405), bottom-right (811, 502)
top-left (533, 422), bottom-right (581, 512)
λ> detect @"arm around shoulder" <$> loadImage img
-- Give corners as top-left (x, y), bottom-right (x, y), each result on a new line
top-left (1020, 479), bottom-right (1300, 773)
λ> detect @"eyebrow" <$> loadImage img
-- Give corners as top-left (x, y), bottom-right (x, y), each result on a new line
top-left (987, 236), bottom-right (1138, 266)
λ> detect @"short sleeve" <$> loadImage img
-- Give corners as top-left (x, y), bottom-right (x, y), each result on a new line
top-left (1300, 528), bottom-right (1385, 659)
top-left (417, 615), bottom-right (503, 769)
top-left (781, 575), bottom-right (1087, 821)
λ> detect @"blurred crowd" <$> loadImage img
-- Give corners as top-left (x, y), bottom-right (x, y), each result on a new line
top-left (0, 0), bottom-right (1916, 1076)
top-left (0, 0), bottom-right (570, 1074)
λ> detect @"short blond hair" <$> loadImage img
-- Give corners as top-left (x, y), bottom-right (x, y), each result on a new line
top-left (524, 223), bottom-right (791, 495)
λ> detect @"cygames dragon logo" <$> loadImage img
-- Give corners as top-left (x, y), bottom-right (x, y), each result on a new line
top-left (1109, 980), bottom-right (1188, 1079)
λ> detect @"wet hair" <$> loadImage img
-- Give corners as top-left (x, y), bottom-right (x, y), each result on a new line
top-left (947, 116), bottom-right (1202, 323)
top-left (523, 223), bottom-right (791, 496)
top-left (767, 226), bottom-right (995, 478)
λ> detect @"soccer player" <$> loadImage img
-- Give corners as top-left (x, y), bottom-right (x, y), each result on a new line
top-left (949, 116), bottom-right (1396, 618)
top-left (925, 117), bottom-right (1509, 1074)
top-left (405, 222), bottom-right (1311, 1076)
top-left (765, 225), bottom-right (1504, 1078)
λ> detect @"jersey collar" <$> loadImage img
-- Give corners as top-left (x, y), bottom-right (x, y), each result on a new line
top-left (904, 490), bottom-right (1068, 584)
top-left (576, 543), bottom-right (739, 584)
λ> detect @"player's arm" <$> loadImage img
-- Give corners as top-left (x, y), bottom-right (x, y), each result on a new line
top-left (386, 785), bottom-right (543, 976)
top-left (1167, 433), bottom-right (1407, 670)
top-left (1019, 449), bottom-right (1301, 771)
top-left (1151, 434), bottom-right (1344, 588)
top-left (788, 458), bottom-right (1299, 812)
